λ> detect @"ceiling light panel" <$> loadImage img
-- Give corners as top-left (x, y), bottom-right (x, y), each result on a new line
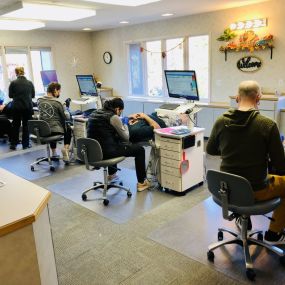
top-left (3, 3), bottom-right (96, 22)
top-left (0, 19), bottom-right (45, 30)
top-left (83, 0), bottom-right (160, 6)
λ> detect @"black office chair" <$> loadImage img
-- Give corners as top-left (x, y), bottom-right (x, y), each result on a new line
top-left (77, 138), bottom-right (132, 206)
top-left (206, 169), bottom-right (285, 281)
top-left (28, 120), bottom-right (63, 172)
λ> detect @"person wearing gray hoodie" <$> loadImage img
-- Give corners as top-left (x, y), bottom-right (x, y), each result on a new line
top-left (207, 80), bottom-right (285, 245)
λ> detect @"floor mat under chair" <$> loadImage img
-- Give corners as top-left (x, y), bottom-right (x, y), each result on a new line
top-left (148, 197), bottom-right (285, 284)
top-left (0, 149), bottom-right (66, 180)
top-left (47, 167), bottom-right (175, 224)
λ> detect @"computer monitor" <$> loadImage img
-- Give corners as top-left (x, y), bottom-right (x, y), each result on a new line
top-left (76, 75), bottom-right (98, 97)
top-left (164, 70), bottom-right (199, 101)
top-left (40, 70), bottom-right (58, 87)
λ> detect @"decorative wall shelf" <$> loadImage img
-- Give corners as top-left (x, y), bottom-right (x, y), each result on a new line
top-left (217, 30), bottom-right (274, 61)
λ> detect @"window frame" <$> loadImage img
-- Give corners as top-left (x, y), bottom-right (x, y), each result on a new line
top-left (127, 34), bottom-right (210, 102)
top-left (0, 45), bottom-right (55, 101)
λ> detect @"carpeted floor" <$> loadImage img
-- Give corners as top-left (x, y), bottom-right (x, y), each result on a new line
top-left (2, 143), bottom-right (279, 284)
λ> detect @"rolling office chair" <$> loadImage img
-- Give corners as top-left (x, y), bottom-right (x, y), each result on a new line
top-left (77, 138), bottom-right (132, 206)
top-left (28, 120), bottom-right (63, 172)
top-left (206, 169), bottom-right (285, 281)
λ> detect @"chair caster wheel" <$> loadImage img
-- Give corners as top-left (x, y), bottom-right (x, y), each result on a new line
top-left (119, 181), bottom-right (123, 186)
top-left (127, 191), bottom-right (132, 198)
top-left (64, 161), bottom-right (69, 166)
top-left (82, 194), bottom-right (87, 201)
top-left (218, 231), bottom-right (223, 241)
top-left (103, 199), bottom-right (109, 206)
top-left (257, 232), bottom-right (263, 241)
top-left (94, 182), bottom-right (98, 186)
top-left (280, 256), bottom-right (285, 266)
top-left (207, 250), bottom-right (214, 262)
top-left (31, 166), bottom-right (35, 171)
top-left (50, 166), bottom-right (55, 172)
top-left (246, 269), bottom-right (256, 281)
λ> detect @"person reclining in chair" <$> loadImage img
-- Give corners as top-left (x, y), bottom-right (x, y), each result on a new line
top-left (37, 82), bottom-right (72, 162)
top-left (206, 80), bottom-right (285, 245)
top-left (87, 98), bottom-right (151, 192)
top-left (127, 112), bottom-right (166, 143)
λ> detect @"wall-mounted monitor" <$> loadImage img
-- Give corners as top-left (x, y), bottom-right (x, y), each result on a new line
top-left (40, 70), bottom-right (58, 87)
top-left (76, 75), bottom-right (98, 96)
top-left (165, 70), bottom-right (199, 101)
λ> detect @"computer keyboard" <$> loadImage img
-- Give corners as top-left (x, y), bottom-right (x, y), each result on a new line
top-left (159, 103), bottom-right (180, 110)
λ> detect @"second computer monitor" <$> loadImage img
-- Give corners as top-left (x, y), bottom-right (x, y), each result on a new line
top-left (165, 70), bottom-right (199, 101)
top-left (76, 75), bottom-right (98, 96)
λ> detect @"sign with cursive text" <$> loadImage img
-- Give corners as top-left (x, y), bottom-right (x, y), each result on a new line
top-left (237, 56), bottom-right (262, 72)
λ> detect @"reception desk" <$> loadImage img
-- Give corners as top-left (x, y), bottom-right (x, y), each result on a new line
top-left (0, 168), bottom-right (58, 285)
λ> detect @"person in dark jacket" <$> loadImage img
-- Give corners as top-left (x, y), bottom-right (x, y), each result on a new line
top-left (87, 98), bottom-right (150, 192)
top-left (9, 66), bottom-right (35, 150)
top-left (37, 82), bottom-right (71, 162)
top-left (206, 80), bottom-right (285, 245)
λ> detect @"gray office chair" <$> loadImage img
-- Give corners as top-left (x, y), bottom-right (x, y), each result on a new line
top-left (206, 169), bottom-right (285, 281)
top-left (77, 138), bottom-right (132, 206)
top-left (28, 120), bottom-right (63, 172)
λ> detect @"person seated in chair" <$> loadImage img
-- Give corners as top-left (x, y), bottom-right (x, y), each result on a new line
top-left (127, 112), bottom-right (166, 143)
top-left (37, 82), bottom-right (71, 162)
top-left (206, 80), bottom-right (285, 245)
top-left (0, 102), bottom-right (12, 142)
top-left (87, 97), bottom-right (150, 192)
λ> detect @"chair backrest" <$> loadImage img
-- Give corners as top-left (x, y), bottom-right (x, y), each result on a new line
top-left (28, 120), bottom-right (52, 138)
top-left (207, 169), bottom-right (255, 207)
top-left (77, 138), bottom-right (103, 167)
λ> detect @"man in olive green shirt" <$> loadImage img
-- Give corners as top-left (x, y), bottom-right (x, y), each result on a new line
top-left (207, 80), bottom-right (285, 244)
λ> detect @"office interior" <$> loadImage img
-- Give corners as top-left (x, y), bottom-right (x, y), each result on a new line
top-left (1, 0), bottom-right (285, 284)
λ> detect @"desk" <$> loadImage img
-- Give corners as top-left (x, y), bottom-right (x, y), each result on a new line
top-left (154, 127), bottom-right (204, 193)
top-left (0, 168), bottom-right (58, 285)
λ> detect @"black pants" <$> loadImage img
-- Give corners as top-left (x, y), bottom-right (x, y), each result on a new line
top-left (104, 144), bottom-right (146, 184)
top-left (10, 110), bottom-right (32, 148)
top-left (49, 127), bottom-right (72, 149)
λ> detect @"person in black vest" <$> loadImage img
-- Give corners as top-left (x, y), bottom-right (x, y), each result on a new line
top-left (9, 67), bottom-right (35, 150)
top-left (87, 98), bottom-right (150, 192)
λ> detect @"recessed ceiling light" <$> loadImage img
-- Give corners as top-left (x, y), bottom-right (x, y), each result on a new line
top-left (0, 19), bottom-right (45, 30)
top-left (83, 28), bottom-right (92, 31)
top-left (83, 0), bottom-right (160, 6)
top-left (2, 3), bottom-right (96, 22)
top-left (161, 13), bottom-right (174, 17)
top-left (120, 21), bottom-right (129, 24)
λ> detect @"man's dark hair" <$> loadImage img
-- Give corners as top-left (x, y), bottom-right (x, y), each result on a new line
top-left (47, 82), bottom-right (61, 95)
top-left (104, 97), bottom-right (124, 111)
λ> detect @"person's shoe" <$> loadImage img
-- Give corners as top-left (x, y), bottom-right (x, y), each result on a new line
top-left (137, 179), bottom-right (151, 192)
top-left (23, 144), bottom-right (32, 150)
top-left (9, 145), bottom-right (16, 150)
top-left (264, 230), bottom-right (285, 245)
top-left (107, 173), bottom-right (120, 184)
top-left (51, 154), bottom-right (60, 161)
top-left (235, 216), bottom-right (252, 231)
top-left (61, 148), bottom-right (70, 162)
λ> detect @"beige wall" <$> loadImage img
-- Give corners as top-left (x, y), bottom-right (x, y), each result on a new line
top-left (0, 30), bottom-right (94, 100)
top-left (91, 0), bottom-right (285, 103)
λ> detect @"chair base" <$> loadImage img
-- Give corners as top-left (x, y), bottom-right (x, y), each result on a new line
top-left (207, 226), bottom-right (285, 281)
top-left (30, 144), bottom-right (59, 172)
top-left (81, 181), bottom-right (132, 206)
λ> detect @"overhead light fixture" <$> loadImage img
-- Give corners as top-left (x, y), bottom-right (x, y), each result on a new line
top-left (83, 28), bottom-right (92, 31)
top-left (0, 19), bottom-right (45, 30)
top-left (230, 18), bottom-right (267, 31)
top-left (1, 2), bottom-right (96, 21)
top-left (120, 21), bottom-right (129, 24)
top-left (83, 0), bottom-right (160, 6)
top-left (161, 13), bottom-right (174, 17)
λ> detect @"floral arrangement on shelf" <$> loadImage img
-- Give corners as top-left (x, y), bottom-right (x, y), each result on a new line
top-left (218, 30), bottom-right (274, 53)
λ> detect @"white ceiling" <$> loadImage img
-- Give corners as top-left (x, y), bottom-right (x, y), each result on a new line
top-left (0, 0), bottom-right (271, 32)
